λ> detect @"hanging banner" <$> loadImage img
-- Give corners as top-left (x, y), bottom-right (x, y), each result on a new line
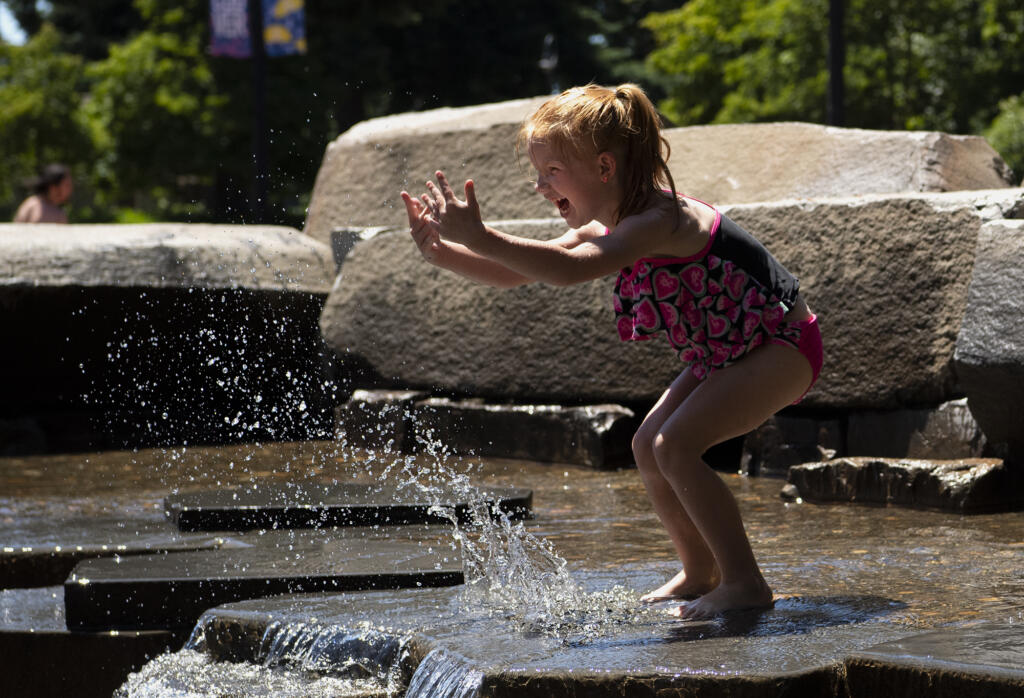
top-left (262, 0), bottom-right (307, 56)
top-left (209, 0), bottom-right (251, 58)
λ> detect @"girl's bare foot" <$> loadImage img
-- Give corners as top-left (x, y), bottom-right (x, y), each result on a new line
top-left (670, 578), bottom-right (773, 619)
top-left (640, 567), bottom-right (718, 604)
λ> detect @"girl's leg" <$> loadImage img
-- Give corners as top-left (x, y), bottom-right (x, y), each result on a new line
top-left (652, 344), bottom-right (813, 619)
top-left (632, 368), bottom-right (719, 602)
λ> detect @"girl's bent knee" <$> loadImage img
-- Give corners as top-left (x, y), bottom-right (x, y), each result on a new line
top-left (652, 430), bottom-right (703, 469)
top-left (632, 429), bottom-right (658, 470)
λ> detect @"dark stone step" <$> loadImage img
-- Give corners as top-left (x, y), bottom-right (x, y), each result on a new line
top-left (0, 586), bottom-right (186, 698)
top-left (165, 482), bottom-right (532, 531)
top-left (64, 532), bottom-right (463, 631)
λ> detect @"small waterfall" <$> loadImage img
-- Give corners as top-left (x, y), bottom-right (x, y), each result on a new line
top-left (117, 617), bottom-right (411, 697)
top-left (404, 649), bottom-right (483, 698)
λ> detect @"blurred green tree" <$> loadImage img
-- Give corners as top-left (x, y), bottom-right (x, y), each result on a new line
top-left (4, 0), bottom-right (668, 224)
top-left (645, 0), bottom-right (1024, 138)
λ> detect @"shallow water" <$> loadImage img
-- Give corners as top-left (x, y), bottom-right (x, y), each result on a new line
top-left (2, 440), bottom-right (1023, 696)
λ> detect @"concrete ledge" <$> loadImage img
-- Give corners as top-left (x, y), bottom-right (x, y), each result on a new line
top-left (786, 457), bottom-right (1023, 512)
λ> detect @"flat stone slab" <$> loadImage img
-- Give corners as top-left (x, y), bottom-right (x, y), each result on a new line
top-left (165, 482), bottom-right (532, 531)
top-left (787, 457), bottom-right (1024, 512)
top-left (845, 623), bottom-right (1024, 697)
top-left (0, 223), bottom-right (333, 293)
top-left (64, 530), bottom-right (464, 630)
top-left (1, 521), bottom-right (244, 589)
top-left (181, 586), bottom-right (906, 698)
top-left (0, 587), bottom-right (185, 698)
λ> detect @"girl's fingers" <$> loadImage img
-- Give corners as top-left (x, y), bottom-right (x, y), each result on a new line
top-left (436, 171), bottom-right (455, 201)
top-left (401, 191), bottom-right (421, 224)
top-left (426, 181), bottom-right (445, 210)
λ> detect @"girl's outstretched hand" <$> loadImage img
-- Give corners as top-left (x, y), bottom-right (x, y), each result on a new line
top-left (421, 171), bottom-right (486, 247)
top-left (401, 190), bottom-right (442, 263)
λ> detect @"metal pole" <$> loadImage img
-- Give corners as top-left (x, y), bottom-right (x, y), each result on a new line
top-left (828, 0), bottom-right (846, 126)
top-left (248, 0), bottom-right (268, 221)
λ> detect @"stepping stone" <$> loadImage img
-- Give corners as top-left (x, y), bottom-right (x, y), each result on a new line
top-left (846, 623), bottom-right (1024, 697)
top-left (64, 531), bottom-right (464, 631)
top-left (1, 518), bottom-right (243, 588)
top-left (165, 482), bottom-right (532, 532)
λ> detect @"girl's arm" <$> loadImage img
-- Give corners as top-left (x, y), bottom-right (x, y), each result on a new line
top-left (419, 172), bottom-right (677, 286)
top-left (402, 189), bottom-right (602, 288)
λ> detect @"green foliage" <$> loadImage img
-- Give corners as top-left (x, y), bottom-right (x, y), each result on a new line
top-left (985, 94), bottom-right (1024, 183)
top-left (645, 0), bottom-right (1024, 136)
top-left (83, 25), bottom-right (231, 218)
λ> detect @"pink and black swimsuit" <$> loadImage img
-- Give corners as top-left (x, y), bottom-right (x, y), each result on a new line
top-left (613, 201), bottom-right (822, 397)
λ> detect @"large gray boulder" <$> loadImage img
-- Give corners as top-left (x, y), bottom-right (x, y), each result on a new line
top-left (0, 223), bottom-right (332, 293)
top-left (953, 219), bottom-right (1024, 465)
top-left (303, 98), bottom-right (1015, 246)
top-left (0, 224), bottom-right (336, 453)
top-left (319, 189), bottom-right (1024, 410)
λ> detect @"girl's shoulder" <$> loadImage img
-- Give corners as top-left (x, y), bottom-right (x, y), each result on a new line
top-left (614, 193), bottom-right (713, 259)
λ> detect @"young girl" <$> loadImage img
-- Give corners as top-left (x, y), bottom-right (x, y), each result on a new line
top-left (400, 84), bottom-right (823, 620)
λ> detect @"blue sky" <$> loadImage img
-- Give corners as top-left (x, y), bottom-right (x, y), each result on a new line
top-left (0, 2), bottom-right (28, 44)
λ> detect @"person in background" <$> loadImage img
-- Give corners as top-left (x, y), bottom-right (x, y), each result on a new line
top-left (14, 164), bottom-right (73, 223)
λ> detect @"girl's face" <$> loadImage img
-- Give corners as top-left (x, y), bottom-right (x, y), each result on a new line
top-left (527, 139), bottom-right (617, 229)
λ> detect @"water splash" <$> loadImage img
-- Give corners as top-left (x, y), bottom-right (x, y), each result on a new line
top-left (370, 415), bottom-right (652, 644)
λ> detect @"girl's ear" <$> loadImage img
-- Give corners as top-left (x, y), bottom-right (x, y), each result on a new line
top-left (597, 151), bottom-right (617, 181)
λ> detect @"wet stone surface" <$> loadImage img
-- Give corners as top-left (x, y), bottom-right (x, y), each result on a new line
top-left (165, 481), bottom-right (532, 531)
top-left (845, 623), bottom-right (1024, 698)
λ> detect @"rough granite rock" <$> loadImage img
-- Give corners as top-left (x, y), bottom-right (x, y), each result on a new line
top-left (333, 390), bottom-right (638, 468)
top-left (845, 399), bottom-right (986, 459)
top-left (786, 457), bottom-right (1023, 512)
top-left (953, 219), bottom-right (1024, 467)
top-left (412, 397), bottom-right (638, 468)
top-left (319, 189), bottom-right (1024, 409)
top-left (303, 98), bottom-right (1015, 245)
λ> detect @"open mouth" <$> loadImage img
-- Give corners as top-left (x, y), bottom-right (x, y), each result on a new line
top-left (556, 197), bottom-right (570, 216)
